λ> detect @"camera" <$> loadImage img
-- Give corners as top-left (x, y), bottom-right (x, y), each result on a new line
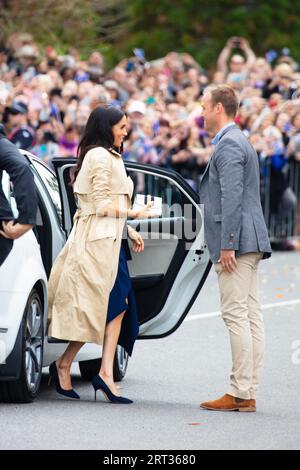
top-left (43, 131), bottom-right (57, 143)
top-left (232, 37), bottom-right (241, 48)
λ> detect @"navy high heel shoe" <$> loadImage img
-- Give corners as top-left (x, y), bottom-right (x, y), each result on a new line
top-left (92, 375), bottom-right (133, 404)
top-left (49, 362), bottom-right (80, 400)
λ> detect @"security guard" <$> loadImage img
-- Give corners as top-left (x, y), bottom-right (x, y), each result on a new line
top-left (7, 101), bottom-right (36, 150)
top-left (0, 124), bottom-right (37, 266)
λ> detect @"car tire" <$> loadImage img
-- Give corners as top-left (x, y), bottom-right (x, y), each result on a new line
top-left (0, 289), bottom-right (44, 403)
top-left (79, 345), bottom-right (129, 382)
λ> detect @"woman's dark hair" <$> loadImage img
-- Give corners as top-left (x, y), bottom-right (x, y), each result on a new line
top-left (73, 105), bottom-right (125, 181)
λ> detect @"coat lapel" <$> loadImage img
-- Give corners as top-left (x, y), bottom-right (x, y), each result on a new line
top-left (201, 149), bottom-right (215, 182)
top-left (200, 124), bottom-right (239, 184)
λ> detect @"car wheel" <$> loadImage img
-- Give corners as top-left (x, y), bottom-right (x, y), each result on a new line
top-left (79, 346), bottom-right (129, 382)
top-left (0, 289), bottom-right (44, 403)
top-left (114, 345), bottom-right (129, 382)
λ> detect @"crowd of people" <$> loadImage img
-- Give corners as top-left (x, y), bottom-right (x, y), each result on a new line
top-left (0, 32), bottom-right (300, 240)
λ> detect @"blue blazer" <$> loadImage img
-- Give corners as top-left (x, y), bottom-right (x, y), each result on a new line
top-left (199, 125), bottom-right (272, 264)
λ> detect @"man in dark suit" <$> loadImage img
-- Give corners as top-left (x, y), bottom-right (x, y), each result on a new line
top-left (0, 124), bottom-right (37, 266)
top-left (199, 85), bottom-right (271, 413)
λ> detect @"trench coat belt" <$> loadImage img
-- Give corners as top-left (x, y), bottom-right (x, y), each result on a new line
top-left (74, 202), bottom-right (97, 220)
top-left (70, 204), bottom-right (98, 244)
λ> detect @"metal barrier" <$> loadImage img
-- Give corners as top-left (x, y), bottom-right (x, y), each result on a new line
top-left (188, 157), bottom-right (300, 242)
top-left (260, 158), bottom-right (300, 240)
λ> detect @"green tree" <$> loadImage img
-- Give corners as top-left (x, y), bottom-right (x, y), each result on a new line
top-left (0, 0), bottom-right (126, 58)
top-left (1, 0), bottom-right (300, 70)
top-left (118, 0), bottom-right (300, 69)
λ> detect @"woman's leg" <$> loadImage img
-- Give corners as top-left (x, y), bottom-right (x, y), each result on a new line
top-left (56, 341), bottom-right (84, 390)
top-left (99, 311), bottom-right (126, 396)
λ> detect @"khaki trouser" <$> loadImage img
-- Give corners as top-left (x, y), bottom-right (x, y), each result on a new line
top-left (215, 252), bottom-right (264, 400)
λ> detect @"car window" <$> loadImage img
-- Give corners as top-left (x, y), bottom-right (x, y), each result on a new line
top-left (31, 159), bottom-right (63, 225)
top-left (128, 170), bottom-right (184, 218)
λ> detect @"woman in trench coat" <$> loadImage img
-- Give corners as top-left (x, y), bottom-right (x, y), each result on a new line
top-left (47, 106), bottom-right (153, 403)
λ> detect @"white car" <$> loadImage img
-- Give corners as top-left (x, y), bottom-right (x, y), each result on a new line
top-left (0, 152), bottom-right (211, 402)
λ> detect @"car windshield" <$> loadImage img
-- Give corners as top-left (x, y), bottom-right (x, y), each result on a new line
top-left (31, 159), bottom-right (63, 225)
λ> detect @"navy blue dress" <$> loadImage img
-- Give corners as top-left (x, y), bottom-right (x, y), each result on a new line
top-left (106, 239), bottom-right (139, 356)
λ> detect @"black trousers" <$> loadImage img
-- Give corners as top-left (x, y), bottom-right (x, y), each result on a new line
top-left (0, 222), bottom-right (13, 266)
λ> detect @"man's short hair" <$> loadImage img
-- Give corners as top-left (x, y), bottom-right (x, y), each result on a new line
top-left (205, 85), bottom-right (239, 117)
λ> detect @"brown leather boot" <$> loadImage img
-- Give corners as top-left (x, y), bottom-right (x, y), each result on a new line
top-left (200, 394), bottom-right (256, 412)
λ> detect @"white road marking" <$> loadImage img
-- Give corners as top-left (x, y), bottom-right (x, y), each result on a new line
top-left (185, 299), bottom-right (300, 322)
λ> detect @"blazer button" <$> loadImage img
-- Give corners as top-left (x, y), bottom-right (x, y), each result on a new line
top-left (230, 233), bottom-right (234, 239)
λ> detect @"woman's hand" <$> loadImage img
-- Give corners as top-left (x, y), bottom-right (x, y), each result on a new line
top-left (134, 201), bottom-right (154, 219)
top-left (128, 228), bottom-right (144, 253)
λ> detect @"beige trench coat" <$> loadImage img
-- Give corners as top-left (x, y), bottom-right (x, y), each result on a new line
top-left (47, 147), bottom-right (134, 344)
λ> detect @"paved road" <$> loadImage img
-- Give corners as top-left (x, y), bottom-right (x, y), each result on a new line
top-left (1, 252), bottom-right (300, 450)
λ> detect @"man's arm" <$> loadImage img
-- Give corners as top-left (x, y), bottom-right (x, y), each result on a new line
top-left (0, 139), bottom-right (37, 239)
top-left (215, 138), bottom-right (246, 271)
top-left (217, 39), bottom-right (233, 75)
top-left (240, 38), bottom-right (256, 68)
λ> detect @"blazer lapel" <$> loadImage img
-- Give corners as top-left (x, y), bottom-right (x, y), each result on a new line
top-left (201, 125), bottom-right (238, 181)
top-left (201, 149), bottom-right (215, 182)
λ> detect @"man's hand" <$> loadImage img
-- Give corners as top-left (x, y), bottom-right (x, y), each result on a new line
top-left (0, 221), bottom-right (33, 240)
top-left (226, 38), bottom-right (234, 49)
top-left (218, 250), bottom-right (238, 273)
top-left (239, 37), bottom-right (250, 51)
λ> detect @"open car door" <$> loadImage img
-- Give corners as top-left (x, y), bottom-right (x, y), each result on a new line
top-left (52, 158), bottom-right (211, 339)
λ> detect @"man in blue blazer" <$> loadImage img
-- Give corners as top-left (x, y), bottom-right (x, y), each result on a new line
top-left (0, 124), bottom-right (37, 266)
top-left (199, 85), bottom-right (271, 412)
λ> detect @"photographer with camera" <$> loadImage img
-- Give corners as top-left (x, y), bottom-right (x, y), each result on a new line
top-left (31, 119), bottom-right (60, 164)
top-left (217, 37), bottom-right (256, 83)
